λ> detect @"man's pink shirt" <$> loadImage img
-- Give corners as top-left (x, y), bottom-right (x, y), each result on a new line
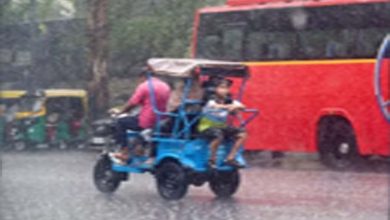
top-left (127, 77), bottom-right (171, 129)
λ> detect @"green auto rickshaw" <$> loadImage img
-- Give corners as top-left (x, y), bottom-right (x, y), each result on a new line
top-left (0, 90), bottom-right (29, 149)
top-left (0, 89), bottom-right (89, 150)
top-left (0, 91), bottom-right (26, 147)
top-left (44, 89), bottom-right (89, 149)
top-left (0, 90), bottom-right (46, 150)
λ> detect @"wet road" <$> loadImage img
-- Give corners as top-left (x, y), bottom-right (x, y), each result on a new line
top-left (0, 150), bottom-right (388, 220)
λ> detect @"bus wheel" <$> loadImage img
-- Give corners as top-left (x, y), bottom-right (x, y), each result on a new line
top-left (318, 120), bottom-right (360, 170)
top-left (209, 170), bottom-right (240, 198)
top-left (155, 161), bottom-right (188, 200)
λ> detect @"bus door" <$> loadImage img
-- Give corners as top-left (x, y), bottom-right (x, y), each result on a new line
top-left (375, 35), bottom-right (390, 122)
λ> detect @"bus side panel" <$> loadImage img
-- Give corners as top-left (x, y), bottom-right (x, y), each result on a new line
top-left (243, 61), bottom-right (390, 156)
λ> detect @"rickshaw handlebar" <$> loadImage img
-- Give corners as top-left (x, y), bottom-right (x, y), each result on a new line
top-left (239, 108), bottom-right (259, 128)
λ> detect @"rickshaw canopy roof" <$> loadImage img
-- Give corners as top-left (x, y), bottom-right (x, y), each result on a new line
top-left (147, 58), bottom-right (248, 78)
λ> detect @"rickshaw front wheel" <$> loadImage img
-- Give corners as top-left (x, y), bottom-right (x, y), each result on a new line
top-left (155, 160), bottom-right (188, 200)
top-left (209, 170), bottom-right (240, 198)
top-left (93, 154), bottom-right (121, 193)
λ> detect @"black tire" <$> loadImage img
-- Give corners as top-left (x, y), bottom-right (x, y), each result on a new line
top-left (93, 154), bottom-right (121, 193)
top-left (318, 119), bottom-right (361, 170)
top-left (209, 170), bottom-right (240, 198)
top-left (155, 161), bottom-right (188, 200)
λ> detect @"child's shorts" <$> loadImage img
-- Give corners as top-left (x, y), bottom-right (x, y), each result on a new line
top-left (201, 126), bottom-right (245, 141)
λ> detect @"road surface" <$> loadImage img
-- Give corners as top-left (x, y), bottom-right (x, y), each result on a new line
top-left (0, 150), bottom-right (388, 220)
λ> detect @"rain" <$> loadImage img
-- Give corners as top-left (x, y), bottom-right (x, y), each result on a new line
top-left (0, 0), bottom-right (389, 220)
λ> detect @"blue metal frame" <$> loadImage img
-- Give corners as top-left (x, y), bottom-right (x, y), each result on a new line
top-left (374, 35), bottom-right (390, 123)
top-left (112, 69), bottom-right (259, 173)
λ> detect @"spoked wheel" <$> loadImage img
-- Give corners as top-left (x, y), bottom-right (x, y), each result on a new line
top-left (318, 120), bottom-right (361, 170)
top-left (93, 154), bottom-right (121, 193)
top-left (155, 161), bottom-right (188, 200)
top-left (209, 169), bottom-right (240, 198)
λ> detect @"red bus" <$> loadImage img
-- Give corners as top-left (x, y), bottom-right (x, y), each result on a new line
top-left (193, 0), bottom-right (390, 169)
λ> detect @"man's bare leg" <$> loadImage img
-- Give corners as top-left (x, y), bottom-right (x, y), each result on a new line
top-left (111, 147), bottom-right (130, 165)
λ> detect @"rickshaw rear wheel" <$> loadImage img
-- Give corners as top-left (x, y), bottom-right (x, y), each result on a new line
top-left (93, 154), bottom-right (121, 193)
top-left (209, 169), bottom-right (240, 198)
top-left (155, 160), bottom-right (188, 200)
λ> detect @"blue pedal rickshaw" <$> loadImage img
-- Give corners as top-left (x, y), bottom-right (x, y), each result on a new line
top-left (93, 58), bottom-right (259, 200)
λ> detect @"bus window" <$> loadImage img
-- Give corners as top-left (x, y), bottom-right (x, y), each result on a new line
top-left (202, 35), bottom-right (222, 59)
top-left (356, 28), bottom-right (390, 58)
top-left (222, 25), bottom-right (245, 61)
top-left (246, 31), bottom-right (296, 60)
top-left (197, 2), bottom-right (390, 61)
top-left (299, 29), bottom-right (354, 59)
top-left (197, 12), bottom-right (248, 60)
top-left (298, 30), bottom-right (325, 59)
top-left (246, 32), bottom-right (268, 60)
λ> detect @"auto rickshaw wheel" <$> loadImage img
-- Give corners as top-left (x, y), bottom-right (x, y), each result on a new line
top-left (155, 161), bottom-right (188, 200)
top-left (93, 154), bottom-right (121, 193)
top-left (58, 140), bottom-right (68, 150)
top-left (13, 141), bottom-right (27, 151)
top-left (209, 169), bottom-right (240, 198)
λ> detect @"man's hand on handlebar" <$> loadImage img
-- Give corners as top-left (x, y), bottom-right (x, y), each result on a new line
top-left (108, 108), bottom-right (121, 116)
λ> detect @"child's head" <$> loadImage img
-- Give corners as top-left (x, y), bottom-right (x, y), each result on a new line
top-left (214, 78), bottom-right (232, 98)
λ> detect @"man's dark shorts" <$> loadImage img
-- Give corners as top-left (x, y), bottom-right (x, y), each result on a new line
top-left (201, 126), bottom-right (245, 141)
top-left (115, 115), bottom-right (142, 147)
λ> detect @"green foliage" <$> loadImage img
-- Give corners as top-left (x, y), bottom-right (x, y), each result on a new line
top-left (0, 0), bottom-right (83, 25)
top-left (108, 0), bottom-right (225, 76)
top-left (1, 0), bottom-right (225, 78)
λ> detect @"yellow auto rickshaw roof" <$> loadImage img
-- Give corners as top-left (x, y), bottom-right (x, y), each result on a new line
top-left (0, 89), bottom-right (87, 99)
top-left (44, 89), bottom-right (87, 97)
top-left (0, 90), bottom-right (27, 99)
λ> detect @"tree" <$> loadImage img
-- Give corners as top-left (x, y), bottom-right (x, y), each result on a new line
top-left (108, 0), bottom-right (224, 77)
top-left (86, 0), bottom-right (109, 117)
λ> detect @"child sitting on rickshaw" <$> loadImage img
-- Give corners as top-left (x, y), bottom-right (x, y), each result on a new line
top-left (198, 77), bottom-right (247, 168)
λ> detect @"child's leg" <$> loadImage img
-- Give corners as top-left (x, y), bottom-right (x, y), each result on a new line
top-left (201, 128), bottom-right (223, 164)
top-left (209, 137), bottom-right (223, 162)
top-left (226, 130), bottom-right (247, 161)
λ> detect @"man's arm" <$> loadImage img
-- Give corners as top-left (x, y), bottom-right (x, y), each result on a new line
top-left (117, 83), bottom-right (147, 114)
top-left (118, 102), bottom-right (137, 114)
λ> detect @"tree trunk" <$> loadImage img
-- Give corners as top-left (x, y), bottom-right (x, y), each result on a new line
top-left (87, 0), bottom-right (109, 119)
